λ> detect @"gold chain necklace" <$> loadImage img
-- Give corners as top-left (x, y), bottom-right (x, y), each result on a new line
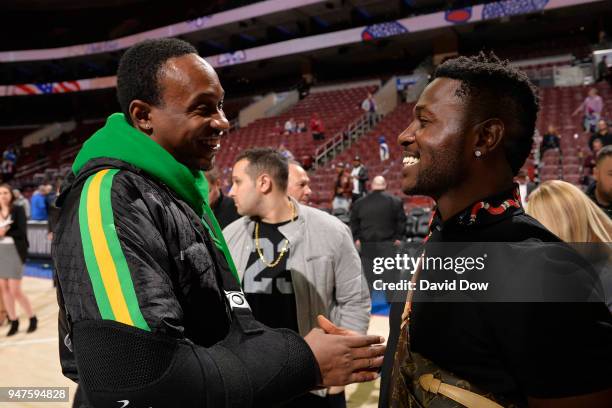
top-left (255, 201), bottom-right (296, 268)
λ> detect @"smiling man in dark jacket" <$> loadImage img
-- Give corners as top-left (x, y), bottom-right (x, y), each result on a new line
top-left (52, 38), bottom-right (384, 408)
top-left (382, 53), bottom-right (612, 408)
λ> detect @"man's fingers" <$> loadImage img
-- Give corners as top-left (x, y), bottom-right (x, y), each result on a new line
top-left (317, 315), bottom-right (341, 334)
top-left (353, 355), bottom-right (384, 371)
top-left (344, 334), bottom-right (385, 348)
top-left (351, 344), bottom-right (386, 360)
top-left (318, 315), bottom-right (362, 337)
top-left (348, 370), bottom-right (380, 383)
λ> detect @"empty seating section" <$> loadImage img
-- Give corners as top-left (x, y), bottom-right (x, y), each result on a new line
top-left (214, 86), bottom-right (377, 170)
top-left (9, 122), bottom-right (100, 185)
top-left (535, 82), bottom-right (611, 185)
top-left (2, 82), bottom-right (610, 198)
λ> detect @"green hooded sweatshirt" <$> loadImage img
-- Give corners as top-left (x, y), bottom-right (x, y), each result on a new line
top-left (72, 113), bottom-right (239, 282)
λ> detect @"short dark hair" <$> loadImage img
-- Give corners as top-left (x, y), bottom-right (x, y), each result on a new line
top-left (205, 166), bottom-right (221, 184)
top-left (235, 148), bottom-right (289, 192)
top-left (117, 38), bottom-right (197, 125)
top-left (434, 52), bottom-right (539, 175)
top-left (596, 145), bottom-right (612, 165)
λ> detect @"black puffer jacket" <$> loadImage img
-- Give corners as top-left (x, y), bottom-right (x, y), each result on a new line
top-left (53, 158), bottom-right (319, 407)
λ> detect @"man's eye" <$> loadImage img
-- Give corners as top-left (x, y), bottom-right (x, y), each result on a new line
top-left (217, 101), bottom-right (224, 111)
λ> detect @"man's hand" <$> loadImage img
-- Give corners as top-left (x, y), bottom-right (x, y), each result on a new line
top-left (317, 315), bottom-right (359, 337)
top-left (304, 324), bottom-right (385, 387)
top-left (355, 240), bottom-right (361, 251)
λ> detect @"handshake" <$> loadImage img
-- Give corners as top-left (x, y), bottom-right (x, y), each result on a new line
top-left (305, 316), bottom-right (386, 387)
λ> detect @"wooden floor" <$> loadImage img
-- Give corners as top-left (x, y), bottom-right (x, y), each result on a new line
top-left (0, 277), bottom-right (389, 408)
top-left (0, 277), bottom-right (75, 407)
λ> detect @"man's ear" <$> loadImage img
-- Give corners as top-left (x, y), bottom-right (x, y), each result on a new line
top-left (473, 118), bottom-right (505, 157)
top-left (593, 166), bottom-right (599, 182)
top-left (129, 100), bottom-right (153, 134)
top-left (257, 174), bottom-right (273, 194)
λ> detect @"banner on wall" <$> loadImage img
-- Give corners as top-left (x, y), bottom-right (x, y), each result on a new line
top-left (0, 0), bottom-right (602, 97)
top-left (396, 75), bottom-right (424, 91)
top-left (0, 77), bottom-right (116, 97)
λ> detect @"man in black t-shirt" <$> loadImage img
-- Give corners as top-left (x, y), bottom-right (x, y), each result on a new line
top-left (380, 53), bottom-right (612, 408)
top-left (243, 217), bottom-right (300, 333)
top-left (224, 148), bottom-right (371, 408)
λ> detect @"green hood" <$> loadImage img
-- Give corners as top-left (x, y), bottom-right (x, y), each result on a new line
top-left (73, 113), bottom-right (239, 282)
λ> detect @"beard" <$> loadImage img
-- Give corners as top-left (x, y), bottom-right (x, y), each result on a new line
top-left (402, 143), bottom-right (468, 200)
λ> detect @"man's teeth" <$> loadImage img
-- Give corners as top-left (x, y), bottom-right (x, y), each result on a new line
top-left (203, 140), bottom-right (221, 151)
top-left (403, 156), bottom-right (420, 166)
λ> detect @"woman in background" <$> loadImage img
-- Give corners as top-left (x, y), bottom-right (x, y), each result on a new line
top-left (0, 183), bottom-right (36, 336)
top-left (527, 180), bottom-right (612, 311)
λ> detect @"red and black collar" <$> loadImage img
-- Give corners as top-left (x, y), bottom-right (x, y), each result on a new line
top-left (426, 184), bottom-right (524, 240)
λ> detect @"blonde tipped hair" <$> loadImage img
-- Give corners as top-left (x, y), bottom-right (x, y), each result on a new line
top-left (526, 180), bottom-right (612, 243)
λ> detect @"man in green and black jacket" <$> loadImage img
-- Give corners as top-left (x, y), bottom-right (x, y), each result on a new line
top-left (52, 38), bottom-right (385, 408)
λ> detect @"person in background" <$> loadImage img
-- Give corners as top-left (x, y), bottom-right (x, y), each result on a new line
top-left (361, 92), bottom-right (377, 126)
top-left (590, 119), bottom-right (612, 150)
top-left (584, 137), bottom-right (604, 179)
top-left (350, 156), bottom-right (368, 203)
top-left (297, 121), bottom-right (307, 133)
top-left (30, 184), bottom-right (51, 221)
top-left (350, 176), bottom-right (406, 294)
top-left (573, 87), bottom-right (604, 132)
top-left (1, 159), bottom-right (15, 182)
top-left (287, 160), bottom-right (312, 205)
top-left (587, 145), bottom-right (612, 219)
top-left (351, 176), bottom-right (405, 249)
top-left (273, 121), bottom-right (283, 136)
top-left (2, 147), bottom-right (18, 181)
top-left (379, 136), bottom-right (390, 162)
top-left (0, 184), bottom-right (36, 336)
top-left (284, 117), bottom-right (297, 135)
top-left (332, 163), bottom-right (352, 213)
top-left (278, 143), bottom-right (295, 161)
top-left (310, 113), bottom-right (325, 141)
top-left (597, 56), bottom-right (610, 84)
top-left (527, 180), bottom-right (612, 311)
top-left (0, 291), bottom-right (5, 326)
top-left (225, 148), bottom-right (372, 408)
top-left (540, 124), bottom-right (560, 155)
top-left (515, 169), bottom-right (536, 207)
top-left (12, 189), bottom-right (30, 219)
top-left (3, 147), bottom-right (17, 165)
top-left (205, 166), bottom-right (240, 229)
